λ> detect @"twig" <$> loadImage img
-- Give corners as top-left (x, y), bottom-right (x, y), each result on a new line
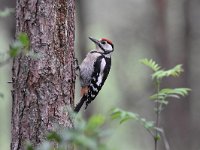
top-left (156, 128), bottom-right (170, 150)
top-left (155, 80), bottom-right (161, 150)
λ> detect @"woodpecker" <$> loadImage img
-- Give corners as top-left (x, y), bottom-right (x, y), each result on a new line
top-left (74, 37), bottom-right (114, 113)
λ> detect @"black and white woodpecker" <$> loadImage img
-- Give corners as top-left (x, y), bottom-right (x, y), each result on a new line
top-left (74, 37), bottom-right (114, 113)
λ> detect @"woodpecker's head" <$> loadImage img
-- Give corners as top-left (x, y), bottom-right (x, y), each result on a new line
top-left (89, 37), bottom-right (114, 54)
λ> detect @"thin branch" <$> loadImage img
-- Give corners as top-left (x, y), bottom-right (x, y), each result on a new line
top-left (156, 128), bottom-right (170, 150)
top-left (155, 79), bottom-right (161, 150)
top-left (147, 128), bottom-right (155, 138)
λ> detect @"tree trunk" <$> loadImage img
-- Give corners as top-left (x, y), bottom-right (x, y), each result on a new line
top-left (154, 0), bottom-right (170, 68)
top-left (11, 0), bottom-right (75, 149)
top-left (154, 0), bottom-right (192, 149)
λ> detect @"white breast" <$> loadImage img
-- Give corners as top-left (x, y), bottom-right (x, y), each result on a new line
top-left (79, 51), bottom-right (101, 86)
top-left (96, 58), bottom-right (106, 86)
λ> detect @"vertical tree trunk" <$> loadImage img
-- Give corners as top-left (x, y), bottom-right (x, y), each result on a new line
top-left (163, 1), bottom-right (191, 149)
top-left (154, 0), bottom-right (191, 150)
top-left (11, 0), bottom-right (75, 149)
top-left (154, 0), bottom-right (170, 68)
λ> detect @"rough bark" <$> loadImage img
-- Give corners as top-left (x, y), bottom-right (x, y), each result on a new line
top-left (11, 0), bottom-right (75, 149)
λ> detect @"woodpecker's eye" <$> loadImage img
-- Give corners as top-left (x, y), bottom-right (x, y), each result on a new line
top-left (101, 41), bottom-right (106, 44)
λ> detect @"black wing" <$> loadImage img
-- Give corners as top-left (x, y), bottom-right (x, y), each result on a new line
top-left (85, 55), bottom-right (111, 108)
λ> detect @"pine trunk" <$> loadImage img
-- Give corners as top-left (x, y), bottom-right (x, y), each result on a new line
top-left (11, 0), bottom-right (75, 149)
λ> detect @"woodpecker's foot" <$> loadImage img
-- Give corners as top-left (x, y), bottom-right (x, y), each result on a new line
top-left (74, 58), bottom-right (79, 68)
top-left (73, 58), bottom-right (80, 76)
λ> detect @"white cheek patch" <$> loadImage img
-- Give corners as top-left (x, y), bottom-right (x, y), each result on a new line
top-left (96, 58), bottom-right (106, 86)
top-left (104, 44), bottom-right (113, 51)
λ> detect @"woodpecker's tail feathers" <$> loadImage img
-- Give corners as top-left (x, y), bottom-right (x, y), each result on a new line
top-left (74, 95), bottom-right (87, 113)
top-left (85, 99), bottom-right (92, 110)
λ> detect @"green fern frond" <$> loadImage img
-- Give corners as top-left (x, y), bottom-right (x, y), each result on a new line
top-left (170, 88), bottom-right (191, 97)
top-left (150, 88), bottom-right (191, 101)
top-left (111, 108), bottom-right (139, 124)
top-left (152, 64), bottom-right (184, 80)
top-left (110, 108), bottom-right (155, 129)
top-left (140, 58), bottom-right (161, 72)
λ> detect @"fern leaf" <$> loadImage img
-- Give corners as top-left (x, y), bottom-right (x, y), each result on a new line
top-left (150, 88), bottom-right (191, 101)
top-left (110, 108), bottom-right (155, 130)
top-left (152, 64), bottom-right (184, 80)
top-left (110, 108), bottom-right (139, 124)
top-left (140, 58), bottom-right (161, 72)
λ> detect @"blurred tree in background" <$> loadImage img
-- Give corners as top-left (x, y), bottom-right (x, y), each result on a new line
top-left (0, 0), bottom-right (200, 150)
top-left (75, 0), bottom-right (199, 150)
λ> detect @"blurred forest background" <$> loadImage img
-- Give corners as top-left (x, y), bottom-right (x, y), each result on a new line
top-left (0, 0), bottom-right (200, 150)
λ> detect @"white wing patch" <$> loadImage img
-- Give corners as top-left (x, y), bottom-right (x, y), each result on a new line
top-left (91, 84), bottom-right (98, 92)
top-left (96, 58), bottom-right (106, 86)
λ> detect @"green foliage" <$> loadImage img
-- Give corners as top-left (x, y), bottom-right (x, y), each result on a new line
top-left (0, 8), bottom-right (14, 17)
top-left (150, 88), bottom-right (191, 101)
top-left (9, 32), bottom-right (30, 57)
top-left (18, 33), bottom-right (30, 50)
top-left (27, 114), bottom-right (110, 150)
top-left (152, 65), bottom-right (183, 80)
top-left (85, 115), bottom-right (105, 131)
top-left (140, 59), bottom-right (161, 72)
top-left (140, 59), bottom-right (184, 80)
top-left (0, 32), bottom-right (31, 67)
top-left (140, 58), bottom-right (191, 112)
top-left (47, 131), bottom-right (62, 143)
top-left (25, 142), bottom-right (34, 150)
top-left (111, 108), bottom-right (139, 124)
top-left (111, 58), bottom-right (190, 150)
top-left (111, 108), bottom-right (155, 130)
top-left (0, 11), bottom-right (30, 66)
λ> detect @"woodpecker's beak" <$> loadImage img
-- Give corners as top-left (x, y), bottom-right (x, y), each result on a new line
top-left (89, 37), bottom-right (100, 45)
